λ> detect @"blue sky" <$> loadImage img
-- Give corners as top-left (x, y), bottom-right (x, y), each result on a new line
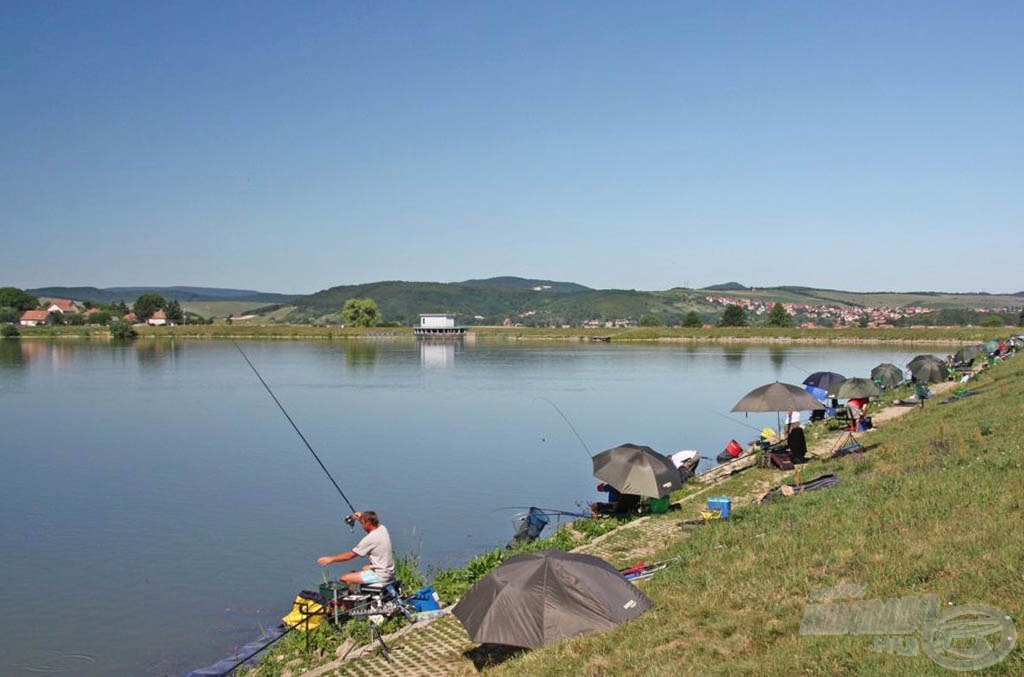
top-left (2, 1), bottom-right (1022, 294)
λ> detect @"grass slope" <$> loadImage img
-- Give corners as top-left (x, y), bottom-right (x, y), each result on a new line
top-left (493, 357), bottom-right (1024, 675)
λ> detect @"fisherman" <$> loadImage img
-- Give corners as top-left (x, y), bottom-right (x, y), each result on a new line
top-left (317, 510), bottom-right (395, 588)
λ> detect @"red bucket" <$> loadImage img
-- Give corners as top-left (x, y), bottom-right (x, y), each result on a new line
top-left (725, 439), bottom-right (743, 458)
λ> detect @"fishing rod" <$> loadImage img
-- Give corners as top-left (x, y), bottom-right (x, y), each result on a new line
top-left (233, 341), bottom-right (358, 521)
top-left (536, 397), bottom-right (593, 461)
top-left (710, 410), bottom-right (764, 434)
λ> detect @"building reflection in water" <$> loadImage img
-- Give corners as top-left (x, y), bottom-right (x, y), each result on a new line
top-left (135, 340), bottom-right (183, 368)
top-left (420, 341), bottom-right (457, 369)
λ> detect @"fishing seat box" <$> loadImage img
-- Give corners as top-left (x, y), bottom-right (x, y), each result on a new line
top-left (770, 452), bottom-right (795, 470)
top-left (647, 495), bottom-right (671, 514)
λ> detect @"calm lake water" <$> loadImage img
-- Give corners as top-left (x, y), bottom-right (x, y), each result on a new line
top-left (0, 338), bottom-right (932, 675)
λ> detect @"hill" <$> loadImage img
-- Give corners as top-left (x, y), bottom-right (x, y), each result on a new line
top-left (26, 286), bottom-right (298, 305)
top-left (19, 278), bottom-right (1022, 327)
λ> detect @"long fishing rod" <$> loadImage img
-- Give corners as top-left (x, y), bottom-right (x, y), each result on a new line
top-left (711, 410), bottom-right (763, 433)
top-left (537, 397), bottom-right (593, 460)
top-left (233, 341), bottom-right (358, 517)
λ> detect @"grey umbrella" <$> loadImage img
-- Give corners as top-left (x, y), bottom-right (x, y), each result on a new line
top-left (830, 377), bottom-right (883, 400)
top-left (908, 354), bottom-right (943, 370)
top-left (953, 345), bottom-right (984, 364)
top-left (452, 550), bottom-right (652, 649)
top-left (592, 443), bottom-right (682, 499)
top-left (909, 359), bottom-right (949, 383)
top-left (871, 363), bottom-right (904, 389)
top-left (731, 381), bottom-right (826, 413)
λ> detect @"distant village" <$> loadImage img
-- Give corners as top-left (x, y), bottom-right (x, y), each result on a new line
top-left (17, 299), bottom-right (171, 327)
top-left (701, 295), bottom-right (1019, 328)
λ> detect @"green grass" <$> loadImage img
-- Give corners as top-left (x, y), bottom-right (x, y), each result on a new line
top-left (489, 355), bottom-right (1024, 675)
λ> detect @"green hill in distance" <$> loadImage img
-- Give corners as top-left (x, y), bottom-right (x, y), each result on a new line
top-left (23, 277), bottom-right (1023, 328)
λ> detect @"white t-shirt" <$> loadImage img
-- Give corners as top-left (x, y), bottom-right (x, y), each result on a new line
top-left (352, 525), bottom-right (396, 579)
top-left (785, 411), bottom-right (801, 425)
top-left (670, 450), bottom-right (699, 469)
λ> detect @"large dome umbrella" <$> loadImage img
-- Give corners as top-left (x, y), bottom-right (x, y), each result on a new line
top-left (871, 363), bottom-right (904, 389)
top-left (591, 443), bottom-right (681, 498)
top-left (909, 359), bottom-right (949, 383)
top-left (954, 345), bottom-right (984, 364)
top-left (452, 550), bottom-right (652, 649)
top-left (732, 381), bottom-right (826, 435)
top-left (802, 371), bottom-right (846, 392)
top-left (908, 354), bottom-right (943, 370)
top-left (829, 377), bottom-right (882, 400)
top-left (984, 340), bottom-right (1001, 355)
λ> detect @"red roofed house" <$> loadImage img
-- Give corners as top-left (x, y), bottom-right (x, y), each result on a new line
top-left (147, 309), bottom-right (168, 326)
top-left (123, 312), bottom-right (138, 323)
top-left (46, 299), bottom-right (79, 315)
top-left (20, 310), bottom-right (52, 326)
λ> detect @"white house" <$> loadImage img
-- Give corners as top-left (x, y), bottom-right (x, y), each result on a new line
top-left (20, 310), bottom-right (51, 326)
top-left (414, 313), bottom-right (466, 338)
top-left (46, 299), bottom-right (79, 315)
top-left (147, 309), bottom-right (168, 326)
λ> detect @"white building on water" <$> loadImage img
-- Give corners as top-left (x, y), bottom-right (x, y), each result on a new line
top-left (414, 313), bottom-right (467, 338)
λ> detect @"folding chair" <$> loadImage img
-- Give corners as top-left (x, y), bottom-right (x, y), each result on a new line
top-left (830, 430), bottom-right (865, 457)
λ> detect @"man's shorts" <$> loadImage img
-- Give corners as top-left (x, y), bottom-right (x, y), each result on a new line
top-left (358, 570), bottom-right (385, 584)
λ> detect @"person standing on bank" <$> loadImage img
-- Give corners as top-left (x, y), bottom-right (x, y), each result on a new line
top-left (317, 510), bottom-right (395, 587)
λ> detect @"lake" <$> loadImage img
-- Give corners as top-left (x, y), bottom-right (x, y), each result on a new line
top-left (0, 338), bottom-right (929, 675)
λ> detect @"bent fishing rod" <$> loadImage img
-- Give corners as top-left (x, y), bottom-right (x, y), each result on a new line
top-left (233, 341), bottom-right (358, 522)
top-left (537, 396), bottom-right (593, 461)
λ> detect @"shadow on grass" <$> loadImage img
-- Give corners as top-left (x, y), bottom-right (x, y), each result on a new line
top-left (463, 643), bottom-right (527, 671)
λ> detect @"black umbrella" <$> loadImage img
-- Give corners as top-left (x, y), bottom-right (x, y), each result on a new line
top-left (871, 363), bottom-right (904, 389)
top-left (592, 443), bottom-right (681, 499)
top-left (802, 371), bottom-right (846, 391)
top-left (909, 360), bottom-right (949, 383)
top-left (452, 550), bottom-right (652, 649)
top-left (830, 377), bottom-right (882, 400)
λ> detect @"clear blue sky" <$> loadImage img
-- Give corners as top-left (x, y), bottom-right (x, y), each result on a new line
top-left (2, 1), bottom-right (1022, 294)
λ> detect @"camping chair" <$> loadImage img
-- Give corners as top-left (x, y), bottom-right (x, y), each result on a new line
top-left (830, 430), bottom-right (864, 457)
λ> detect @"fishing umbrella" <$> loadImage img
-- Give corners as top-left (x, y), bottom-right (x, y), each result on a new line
top-left (591, 443), bottom-right (681, 498)
top-left (452, 549), bottom-right (652, 649)
top-left (984, 340), bottom-right (1001, 354)
top-left (802, 371), bottom-right (846, 392)
top-left (909, 359), bottom-right (949, 384)
top-left (871, 363), bottom-right (904, 389)
top-left (908, 354), bottom-right (943, 370)
top-left (830, 377), bottom-right (883, 400)
top-left (732, 382), bottom-right (826, 413)
top-left (953, 345), bottom-right (984, 363)
top-left (732, 381), bottom-right (826, 435)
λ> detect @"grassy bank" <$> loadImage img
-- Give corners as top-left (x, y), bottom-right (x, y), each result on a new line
top-left (491, 356), bottom-right (1023, 675)
top-left (11, 323), bottom-right (1014, 343)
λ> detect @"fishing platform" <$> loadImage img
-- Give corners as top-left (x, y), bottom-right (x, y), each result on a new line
top-left (414, 313), bottom-right (468, 338)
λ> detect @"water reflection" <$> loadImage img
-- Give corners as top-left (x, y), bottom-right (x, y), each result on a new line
top-left (722, 346), bottom-right (746, 368)
top-left (135, 340), bottom-right (183, 368)
top-left (344, 341), bottom-right (380, 369)
top-left (769, 346), bottom-right (787, 374)
top-left (0, 340), bottom-right (26, 369)
top-left (420, 341), bottom-right (457, 369)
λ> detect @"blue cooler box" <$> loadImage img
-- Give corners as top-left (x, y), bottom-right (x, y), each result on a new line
top-left (410, 586), bottom-right (441, 612)
top-left (708, 497), bottom-right (732, 518)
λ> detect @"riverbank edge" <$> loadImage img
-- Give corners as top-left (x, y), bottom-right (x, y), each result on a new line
top-left (9, 324), bottom-right (1008, 345)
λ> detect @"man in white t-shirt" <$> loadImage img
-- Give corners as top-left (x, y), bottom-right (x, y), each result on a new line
top-left (785, 410), bottom-right (801, 436)
top-left (317, 510), bottom-right (396, 586)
